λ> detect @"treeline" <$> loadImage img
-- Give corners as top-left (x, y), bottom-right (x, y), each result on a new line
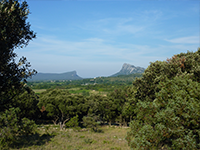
top-left (27, 73), bottom-right (143, 90)
top-left (38, 86), bottom-right (136, 130)
top-left (0, 84), bottom-right (137, 135)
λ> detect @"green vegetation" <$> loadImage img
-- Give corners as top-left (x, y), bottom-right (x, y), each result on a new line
top-left (38, 89), bottom-right (88, 129)
top-left (28, 73), bottom-right (143, 96)
top-left (0, 0), bottom-right (37, 148)
top-left (7, 125), bottom-right (130, 150)
top-left (126, 49), bottom-right (200, 149)
top-left (27, 73), bottom-right (143, 89)
top-left (2, 1), bottom-right (200, 150)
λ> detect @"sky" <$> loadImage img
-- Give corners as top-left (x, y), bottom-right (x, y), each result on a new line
top-left (16, 0), bottom-right (200, 78)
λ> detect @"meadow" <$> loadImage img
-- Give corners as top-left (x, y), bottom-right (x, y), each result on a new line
top-left (11, 125), bottom-right (130, 150)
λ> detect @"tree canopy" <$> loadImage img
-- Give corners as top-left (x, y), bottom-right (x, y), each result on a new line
top-left (0, 0), bottom-right (36, 111)
top-left (126, 48), bottom-right (200, 149)
top-left (38, 89), bottom-right (88, 129)
top-left (0, 0), bottom-right (37, 148)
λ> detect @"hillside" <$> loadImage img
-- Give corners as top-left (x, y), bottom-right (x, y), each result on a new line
top-left (29, 71), bottom-right (82, 81)
top-left (111, 63), bottom-right (145, 77)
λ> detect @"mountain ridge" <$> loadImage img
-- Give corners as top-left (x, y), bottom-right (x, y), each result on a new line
top-left (111, 63), bottom-right (145, 77)
top-left (28, 63), bottom-right (145, 81)
top-left (29, 71), bottom-right (82, 81)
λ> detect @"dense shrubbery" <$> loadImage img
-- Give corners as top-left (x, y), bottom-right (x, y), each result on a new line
top-left (126, 48), bottom-right (200, 150)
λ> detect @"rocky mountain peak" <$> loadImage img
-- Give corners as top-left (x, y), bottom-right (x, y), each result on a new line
top-left (111, 63), bottom-right (145, 77)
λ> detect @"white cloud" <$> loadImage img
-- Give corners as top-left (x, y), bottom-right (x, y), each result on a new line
top-left (79, 10), bottom-right (162, 36)
top-left (165, 36), bottom-right (199, 44)
top-left (17, 34), bottom-right (199, 78)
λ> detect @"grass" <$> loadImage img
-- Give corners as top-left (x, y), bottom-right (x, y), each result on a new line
top-left (33, 89), bottom-right (46, 94)
top-left (11, 125), bottom-right (131, 150)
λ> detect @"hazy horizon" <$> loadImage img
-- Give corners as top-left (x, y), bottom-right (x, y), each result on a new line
top-left (17, 0), bottom-right (199, 78)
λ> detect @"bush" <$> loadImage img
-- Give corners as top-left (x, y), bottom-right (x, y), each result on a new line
top-left (65, 115), bottom-right (79, 128)
top-left (126, 75), bottom-right (200, 149)
top-left (0, 108), bottom-right (37, 148)
top-left (83, 115), bottom-right (100, 132)
top-left (126, 49), bottom-right (200, 149)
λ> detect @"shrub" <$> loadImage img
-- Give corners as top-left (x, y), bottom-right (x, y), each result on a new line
top-left (65, 115), bottom-right (79, 128)
top-left (0, 108), bottom-right (37, 148)
top-left (83, 115), bottom-right (100, 132)
top-left (126, 49), bottom-right (200, 149)
top-left (126, 75), bottom-right (200, 149)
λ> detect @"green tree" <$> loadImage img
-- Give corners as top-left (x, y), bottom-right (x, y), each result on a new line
top-left (0, 0), bottom-right (36, 111)
top-left (133, 49), bottom-right (200, 103)
top-left (126, 48), bottom-right (200, 149)
top-left (0, 108), bottom-right (37, 148)
top-left (126, 75), bottom-right (200, 149)
top-left (83, 115), bottom-right (100, 132)
top-left (0, 0), bottom-right (37, 148)
top-left (65, 115), bottom-right (79, 128)
top-left (12, 87), bottom-right (40, 120)
top-left (38, 89), bottom-right (88, 129)
top-left (108, 88), bottom-right (131, 126)
top-left (121, 86), bottom-right (137, 126)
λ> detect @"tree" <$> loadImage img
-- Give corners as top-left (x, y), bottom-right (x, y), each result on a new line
top-left (38, 89), bottom-right (88, 129)
top-left (0, 0), bottom-right (37, 148)
top-left (86, 94), bottom-right (107, 123)
top-left (133, 48), bottom-right (200, 103)
top-left (108, 88), bottom-right (130, 126)
top-left (126, 75), bottom-right (200, 149)
top-left (126, 48), bottom-right (200, 149)
top-left (0, 107), bottom-right (37, 148)
top-left (12, 87), bottom-right (40, 120)
top-left (0, 0), bottom-right (36, 111)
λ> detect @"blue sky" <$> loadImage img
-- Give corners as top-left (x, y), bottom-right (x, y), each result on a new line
top-left (17, 0), bottom-right (199, 78)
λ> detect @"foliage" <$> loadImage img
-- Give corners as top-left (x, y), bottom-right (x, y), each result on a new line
top-left (107, 86), bottom-right (136, 126)
top-left (12, 86), bottom-right (40, 120)
top-left (65, 115), bottom-right (79, 128)
top-left (0, 1), bottom-right (38, 148)
top-left (133, 49), bottom-right (200, 103)
top-left (83, 115), bottom-right (100, 132)
top-left (0, 0), bottom-right (36, 111)
top-left (0, 108), bottom-right (37, 148)
top-left (27, 73), bottom-right (143, 90)
top-left (38, 89), bottom-right (88, 129)
top-left (126, 49), bottom-right (200, 149)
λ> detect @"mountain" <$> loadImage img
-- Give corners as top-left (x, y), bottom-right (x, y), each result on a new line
top-left (29, 71), bottom-right (82, 81)
top-left (111, 63), bottom-right (145, 77)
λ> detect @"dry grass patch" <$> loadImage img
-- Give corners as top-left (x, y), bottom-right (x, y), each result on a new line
top-left (12, 125), bottom-right (130, 150)
top-left (33, 89), bottom-right (46, 94)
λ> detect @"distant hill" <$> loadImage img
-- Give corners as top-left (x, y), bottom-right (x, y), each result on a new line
top-left (29, 71), bottom-right (82, 81)
top-left (111, 63), bottom-right (145, 77)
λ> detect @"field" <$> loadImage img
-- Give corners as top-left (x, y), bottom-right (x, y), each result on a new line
top-left (11, 125), bottom-right (131, 150)
top-left (33, 88), bottom-right (108, 96)
top-left (33, 89), bottom-right (47, 94)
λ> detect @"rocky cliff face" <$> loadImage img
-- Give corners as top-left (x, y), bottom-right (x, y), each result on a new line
top-left (111, 63), bottom-right (145, 77)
